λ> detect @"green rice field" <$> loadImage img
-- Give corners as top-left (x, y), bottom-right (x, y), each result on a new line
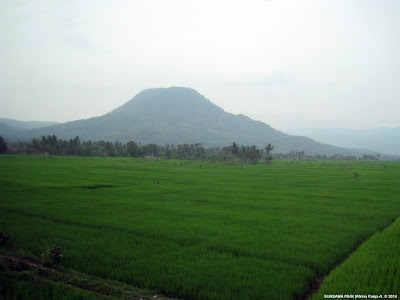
top-left (0, 155), bottom-right (399, 299)
top-left (312, 216), bottom-right (400, 298)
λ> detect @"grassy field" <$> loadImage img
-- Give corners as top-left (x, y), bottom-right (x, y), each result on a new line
top-left (0, 155), bottom-right (399, 299)
top-left (312, 216), bottom-right (400, 298)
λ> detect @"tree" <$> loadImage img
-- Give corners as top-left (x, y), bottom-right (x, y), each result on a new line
top-left (265, 143), bottom-right (274, 165)
top-left (104, 141), bottom-right (115, 157)
top-left (30, 138), bottom-right (41, 153)
top-left (247, 145), bottom-right (261, 165)
top-left (40, 135), bottom-right (47, 153)
top-left (0, 137), bottom-right (8, 154)
top-left (81, 140), bottom-right (94, 156)
top-left (193, 143), bottom-right (205, 160)
top-left (47, 135), bottom-right (59, 157)
top-left (127, 141), bottom-right (140, 157)
top-left (114, 141), bottom-right (124, 157)
top-left (67, 136), bottom-right (81, 155)
top-left (231, 142), bottom-right (239, 158)
top-left (164, 144), bottom-right (172, 159)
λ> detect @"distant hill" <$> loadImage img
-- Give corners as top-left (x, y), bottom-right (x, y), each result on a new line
top-left (288, 127), bottom-right (400, 155)
top-left (0, 118), bottom-right (59, 139)
top-left (0, 123), bottom-right (25, 137)
top-left (8, 87), bottom-right (373, 156)
top-left (0, 118), bottom-right (59, 130)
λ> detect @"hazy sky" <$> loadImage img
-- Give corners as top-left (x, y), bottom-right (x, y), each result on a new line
top-left (1, 0), bottom-right (399, 131)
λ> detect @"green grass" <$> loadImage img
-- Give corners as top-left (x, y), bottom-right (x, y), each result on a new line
top-left (0, 155), bottom-right (400, 299)
top-left (0, 254), bottom-right (169, 300)
top-left (0, 269), bottom-right (114, 300)
top-left (312, 217), bottom-right (400, 299)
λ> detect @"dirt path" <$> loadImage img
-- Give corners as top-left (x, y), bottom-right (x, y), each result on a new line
top-left (0, 252), bottom-right (175, 300)
top-left (302, 277), bottom-right (323, 300)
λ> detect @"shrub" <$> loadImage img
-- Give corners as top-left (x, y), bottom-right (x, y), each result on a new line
top-left (43, 244), bottom-right (63, 267)
top-left (0, 231), bottom-right (10, 247)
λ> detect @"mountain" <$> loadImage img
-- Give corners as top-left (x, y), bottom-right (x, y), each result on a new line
top-left (0, 118), bottom-right (59, 139)
top-left (0, 123), bottom-right (25, 137)
top-left (288, 127), bottom-right (400, 155)
top-left (9, 87), bottom-right (372, 155)
top-left (0, 118), bottom-right (59, 130)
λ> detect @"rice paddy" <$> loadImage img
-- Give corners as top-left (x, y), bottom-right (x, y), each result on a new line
top-left (0, 155), bottom-right (399, 299)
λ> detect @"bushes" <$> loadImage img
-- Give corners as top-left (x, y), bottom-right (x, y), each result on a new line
top-left (0, 231), bottom-right (10, 247)
top-left (43, 243), bottom-right (63, 267)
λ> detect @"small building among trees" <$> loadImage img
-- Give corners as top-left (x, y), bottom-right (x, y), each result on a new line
top-left (144, 153), bottom-right (156, 159)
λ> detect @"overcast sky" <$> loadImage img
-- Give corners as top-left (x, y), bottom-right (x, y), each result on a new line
top-left (1, 0), bottom-right (399, 131)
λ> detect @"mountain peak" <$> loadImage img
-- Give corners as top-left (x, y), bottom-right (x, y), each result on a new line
top-left (110, 86), bottom-right (221, 117)
top-left (132, 86), bottom-right (209, 103)
top-left (8, 87), bottom-right (366, 155)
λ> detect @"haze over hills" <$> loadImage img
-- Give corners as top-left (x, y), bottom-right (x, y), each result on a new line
top-left (0, 118), bottom-right (59, 130)
top-left (3, 87), bottom-right (389, 156)
top-left (288, 128), bottom-right (400, 156)
top-left (0, 118), bottom-right (59, 138)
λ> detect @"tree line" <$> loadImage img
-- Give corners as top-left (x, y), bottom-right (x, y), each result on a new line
top-left (2, 135), bottom-right (385, 162)
top-left (4, 135), bottom-right (274, 165)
